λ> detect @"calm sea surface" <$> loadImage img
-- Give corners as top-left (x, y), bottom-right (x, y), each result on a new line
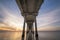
top-left (0, 31), bottom-right (60, 40)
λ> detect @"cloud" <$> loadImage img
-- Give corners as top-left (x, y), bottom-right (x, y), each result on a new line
top-left (38, 26), bottom-right (60, 31)
top-left (37, 8), bottom-right (60, 27)
top-left (0, 5), bottom-right (24, 29)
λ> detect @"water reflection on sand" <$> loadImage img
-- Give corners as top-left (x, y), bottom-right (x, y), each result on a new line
top-left (0, 31), bottom-right (60, 40)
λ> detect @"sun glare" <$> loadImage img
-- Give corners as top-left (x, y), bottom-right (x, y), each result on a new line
top-left (0, 13), bottom-right (23, 31)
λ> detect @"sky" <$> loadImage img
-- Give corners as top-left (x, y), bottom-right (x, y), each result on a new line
top-left (0, 0), bottom-right (60, 30)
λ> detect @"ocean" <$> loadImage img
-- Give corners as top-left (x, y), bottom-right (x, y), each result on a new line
top-left (0, 31), bottom-right (60, 40)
